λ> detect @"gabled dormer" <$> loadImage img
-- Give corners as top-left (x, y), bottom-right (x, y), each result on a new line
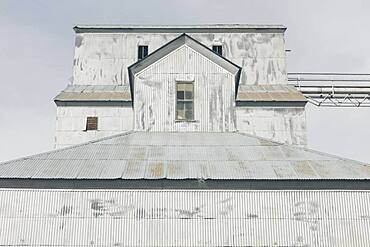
top-left (128, 34), bottom-right (241, 132)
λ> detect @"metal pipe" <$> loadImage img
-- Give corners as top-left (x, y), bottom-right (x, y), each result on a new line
top-left (296, 87), bottom-right (370, 94)
top-left (288, 72), bottom-right (370, 76)
top-left (304, 95), bottom-right (370, 99)
top-left (289, 84), bottom-right (370, 88)
top-left (288, 78), bottom-right (370, 82)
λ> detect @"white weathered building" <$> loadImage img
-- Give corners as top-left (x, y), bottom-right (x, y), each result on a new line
top-left (0, 24), bottom-right (369, 246)
top-left (54, 25), bottom-right (306, 148)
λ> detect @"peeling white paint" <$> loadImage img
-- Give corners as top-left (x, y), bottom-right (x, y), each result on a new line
top-left (0, 189), bottom-right (369, 246)
top-left (236, 106), bottom-right (307, 145)
top-left (54, 27), bottom-right (305, 146)
top-left (55, 106), bottom-right (133, 148)
top-left (73, 32), bottom-right (286, 86)
top-left (134, 45), bottom-right (236, 132)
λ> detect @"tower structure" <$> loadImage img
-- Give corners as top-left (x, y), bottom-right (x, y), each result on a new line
top-left (0, 25), bottom-right (369, 246)
top-left (54, 25), bottom-right (307, 148)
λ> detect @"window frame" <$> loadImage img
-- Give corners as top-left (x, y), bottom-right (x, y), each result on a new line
top-left (137, 45), bottom-right (149, 60)
top-left (212, 45), bottom-right (223, 56)
top-left (85, 116), bottom-right (98, 131)
top-left (175, 81), bottom-right (195, 121)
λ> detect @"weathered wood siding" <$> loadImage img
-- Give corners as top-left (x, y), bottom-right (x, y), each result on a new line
top-left (134, 45), bottom-right (236, 132)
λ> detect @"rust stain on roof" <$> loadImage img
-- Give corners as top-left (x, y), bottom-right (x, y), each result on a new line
top-left (237, 85), bottom-right (307, 102)
top-left (291, 160), bottom-right (319, 178)
top-left (54, 85), bottom-right (132, 102)
top-left (55, 92), bottom-right (131, 101)
top-left (150, 162), bottom-right (164, 178)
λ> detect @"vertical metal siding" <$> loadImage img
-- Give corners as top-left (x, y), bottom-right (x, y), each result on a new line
top-left (0, 189), bottom-right (369, 246)
top-left (134, 45), bottom-right (236, 132)
top-left (73, 32), bottom-right (286, 86)
top-left (55, 106), bottom-right (134, 148)
top-left (236, 106), bottom-right (307, 145)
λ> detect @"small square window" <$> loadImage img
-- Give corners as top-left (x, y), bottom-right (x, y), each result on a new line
top-left (138, 45), bottom-right (148, 60)
top-left (212, 45), bottom-right (223, 56)
top-left (86, 117), bottom-right (98, 131)
top-left (176, 82), bottom-right (194, 121)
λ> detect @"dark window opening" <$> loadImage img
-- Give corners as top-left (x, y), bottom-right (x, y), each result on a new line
top-left (176, 82), bottom-right (194, 121)
top-left (212, 45), bottom-right (223, 56)
top-left (138, 45), bottom-right (148, 60)
top-left (86, 117), bottom-right (98, 131)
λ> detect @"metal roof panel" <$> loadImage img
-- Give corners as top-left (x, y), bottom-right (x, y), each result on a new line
top-left (237, 85), bottom-right (307, 102)
top-left (0, 132), bottom-right (369, 180)
top-left (54, 85), bottom-right (132, 102)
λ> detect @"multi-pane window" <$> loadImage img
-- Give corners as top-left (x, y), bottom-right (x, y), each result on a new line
top-left (85, 117), bottom-right (98, 131)
top-left (138, 45), bottom-right (148, 60)
top-left (212, 45), bottom-right (223, 56)
top-left (176, 82), bottom-right (194, 121)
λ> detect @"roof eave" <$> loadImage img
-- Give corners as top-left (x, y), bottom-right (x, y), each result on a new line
top-left (73, 24), bottom-right (287, 33)
top-left (128, 33), bottom-right (242, 103)
top-left (0, 178), bottom-right (368, 190)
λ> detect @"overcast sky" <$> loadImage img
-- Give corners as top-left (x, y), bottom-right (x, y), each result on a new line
top-left (1, 0), bottom-right (370, 163)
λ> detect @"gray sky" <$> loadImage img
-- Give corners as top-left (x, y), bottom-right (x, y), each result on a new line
top-left (1, 0), bottom-right (370, 163)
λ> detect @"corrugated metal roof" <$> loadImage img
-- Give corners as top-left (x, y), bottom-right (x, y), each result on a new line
top-left (54, 85), bottom-right (131, 102)
top-left (1, 131), bottom-right (369, 180)
top-left (0, 189), bottom-right (369, 246)
top-left (54, 84), bottom-right (306, 103)
top-left (237, 84), bottom-right (307, 102)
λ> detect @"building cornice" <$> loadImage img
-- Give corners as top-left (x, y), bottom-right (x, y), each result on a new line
top-left (73, 24), bottom-right (287, 33)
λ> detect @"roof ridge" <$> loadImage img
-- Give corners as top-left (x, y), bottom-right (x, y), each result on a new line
top-left (1, 131), bottom-right (369, 182)
top-left (74, 24), bottom-right (287, 29)
top-left (128, 33), bottom-right (241, 73)
top-left (286, 143), bottom-right (369, 166)
top-left (3, 131), bottom-right (368, 167)
top-left (128, 33), bottom-right (242, 102)
top-left (235, 131), bottom-right (369, 165)
top-left (235, 131), bottom-right (283, 145)
top-left (0, 131), bottom-right (136, 166)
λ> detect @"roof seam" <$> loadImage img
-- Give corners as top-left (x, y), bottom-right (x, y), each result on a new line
top-left (236, 131), bottom-right (369, 166)
top-left (25, 159), bottom-right (341, 161)
top-left (0, 131), bottom-right (136, 166)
